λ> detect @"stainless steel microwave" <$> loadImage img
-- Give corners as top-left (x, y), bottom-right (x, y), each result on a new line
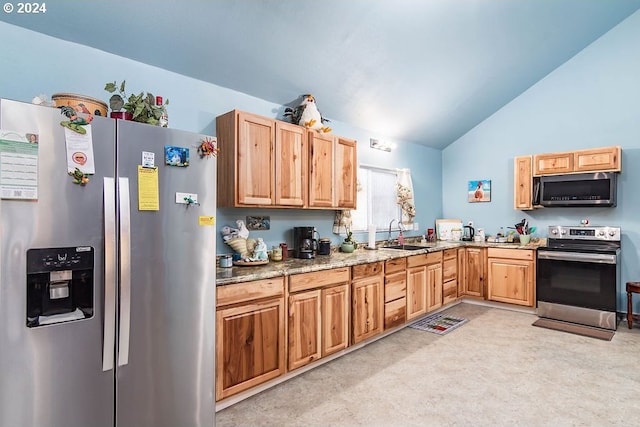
top-left (536, 172), bottom-right (617, 207)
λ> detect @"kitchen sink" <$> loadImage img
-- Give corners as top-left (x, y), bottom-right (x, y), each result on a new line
top-left (382, 244), bottom-right (427, 251)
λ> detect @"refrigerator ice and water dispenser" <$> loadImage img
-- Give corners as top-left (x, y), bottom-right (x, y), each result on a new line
top-left (26, 246), bottom-right (94, 327)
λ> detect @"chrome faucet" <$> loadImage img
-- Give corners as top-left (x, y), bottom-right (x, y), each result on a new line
top-left (387, 219), bottom-right (397, 246)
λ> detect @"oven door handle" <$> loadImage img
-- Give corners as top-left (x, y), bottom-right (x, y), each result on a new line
top-left (538, 250), bottom-right (617, 264)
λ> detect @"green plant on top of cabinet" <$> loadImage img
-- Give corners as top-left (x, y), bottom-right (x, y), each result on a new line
top-left (216, 110), bottom-right (307, 207)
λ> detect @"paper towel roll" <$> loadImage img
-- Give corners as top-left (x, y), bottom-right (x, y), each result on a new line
top-left (368, 224), bottom-right (376, 248)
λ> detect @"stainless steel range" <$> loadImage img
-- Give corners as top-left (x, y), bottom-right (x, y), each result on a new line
top-left (536, 225), bottom-right (621, 330)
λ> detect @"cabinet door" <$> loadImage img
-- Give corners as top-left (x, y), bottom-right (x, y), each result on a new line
top-left (457, 248), bottom-right (466, 297)
top-left (352, 276), bottom-right (384, 344)
top-left (574, 146), bottom-right (620, 172)
top-left (406, 265), bottom-right (427, 320)
top-left (237, 112), bottom-right (275, 205)
top-left (335, 136), bottom-right (357, 209)
top-left (308, 132), bottom-right (335, 207)
top-left (321, 284), bottom-right (350, 357)
top-left (216, 298), bottom-right (285, 401)
top-left (288, 290), bottom-right (322, 371)
top-left (275, 121), bottom-right (307, 206)
top-left (533, 151), bottom-right (573, 176)
top-left (465, 248), bottom-right (485, 297)
top-left (514, 155), bottom-right (533, 210)
top-left (488, 258), bottom-right (534, 306)
top-left (426, 263), bottom-right (443, 312)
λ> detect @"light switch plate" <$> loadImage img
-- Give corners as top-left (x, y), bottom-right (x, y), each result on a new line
top-left (176, 192), bottom-right (198, 204)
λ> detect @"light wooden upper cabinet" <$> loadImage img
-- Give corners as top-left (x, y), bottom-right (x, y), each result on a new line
top-left (218, 111), bottom-right (309, 207)
top-left (335, 136), bottom-right (357, 209)
top-left (308, 131), bottom-right (335, 208)
top-left (217, 110), bottom-right (357, 209)
top-left (275, 121), bottom-right (307, 206)
top-left (533, 146), bottom-right (620, 176)
top-left (514, 155), bottom-right (533, 210)
top-left (574, 146), bottom-right (621, 172)
top-left (308, 132), bottom-right (358, 209)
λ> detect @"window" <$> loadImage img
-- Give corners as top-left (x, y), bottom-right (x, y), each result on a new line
top-left (351, 166), bottom-right (401, 232)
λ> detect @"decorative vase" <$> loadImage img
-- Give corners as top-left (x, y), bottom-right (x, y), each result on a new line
top-left (110, 111), bottom-right (133, 120)
top-left (341, 242), bottom-right (355, 253)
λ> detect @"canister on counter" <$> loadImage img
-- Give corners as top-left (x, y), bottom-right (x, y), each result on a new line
top-left (219, 254), bottom-right (233, 268)
top-left (318, 238), bottom-right (331, 255)
top-left (271, 246), bottom-right (283, 261)
top-left (279, 243), bottom-right (288, 260)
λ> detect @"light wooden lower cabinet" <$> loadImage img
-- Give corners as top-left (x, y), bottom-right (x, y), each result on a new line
top-left (321, 284), bottom-right (350, 356)
top-left (352, 262), bottom-right (384, 344)
top-left (215, 278), bottom-right (286, 402)
top-left (442, 249), bottom-right (458, 305)
top-left (288, 290), bottom-right (322, 371)
top-left (384, 257), bottom-right (407, 329)
top-left (288, 267), bottom-right (350, 371)
top-left (406, 252), bottom-right (443, 320)
top-left (463, 247), bottom-right (486, 297)
top-left (487, 248), bottom-right (535, 307)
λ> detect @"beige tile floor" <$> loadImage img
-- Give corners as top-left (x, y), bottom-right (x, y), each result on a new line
top-left (216, 302), bottom-right (640, 427)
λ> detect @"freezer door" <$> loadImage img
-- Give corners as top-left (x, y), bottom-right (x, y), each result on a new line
top-left (0, 99), bottom-right (116, 427)
top-left (115, 120), bottom-right (216, 427)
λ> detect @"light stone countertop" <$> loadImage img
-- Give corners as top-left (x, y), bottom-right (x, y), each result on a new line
top-left (216, 239), bottom-right (546, 286)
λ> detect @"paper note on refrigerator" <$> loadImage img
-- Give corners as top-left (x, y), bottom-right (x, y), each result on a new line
top-left (0, 130), bottom-right (39, 200)
top-left (137, 165), bottom-right (159, 211)
top-left (64, 126), bottom-right (95, 174)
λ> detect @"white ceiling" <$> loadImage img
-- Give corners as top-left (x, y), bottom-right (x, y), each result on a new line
top-left (2, 0), bottom-right (639, 148)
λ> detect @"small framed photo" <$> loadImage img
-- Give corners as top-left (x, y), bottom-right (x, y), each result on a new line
top-left (164, 146), bottom-right (190, 167)
top-left (468, 180), bottom-right (491, 203)
top-left (246, 216), bottom-right (270, 230)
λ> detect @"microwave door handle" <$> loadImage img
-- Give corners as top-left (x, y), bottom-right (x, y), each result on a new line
top-left (117, 177), bottom-right (132, 367)
top-left (538, 250), bottom-right (617, 264)
top-left (103, 178), bottom-right (116, 371)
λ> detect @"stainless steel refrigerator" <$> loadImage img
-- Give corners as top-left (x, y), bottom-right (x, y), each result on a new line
top-left (0, 98), bottom-right (216, 427)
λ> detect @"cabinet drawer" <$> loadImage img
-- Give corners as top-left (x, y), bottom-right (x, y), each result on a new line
top-left (487, 248), bottom-right (534, 261)
top-left (384, 297), bottom-right (406, 330)
top-left (352, 261), bottom-right (383, 280)
top-left (442, 257), bottom-right (457, 282)
top-left (443, 280), bottom-right (458, 304)
top-left (217, 277), bottom-right (285, 307)
top-left (443, 249), bottom-right (457, 260)
top-left (384, 272), bottom-right (406, 303)
top-left (407, 251), bottom-right (442, 268)
top-left (385, 257), bottom-right (407, 274)
top-left (289, 267), bottom-right (350, 293)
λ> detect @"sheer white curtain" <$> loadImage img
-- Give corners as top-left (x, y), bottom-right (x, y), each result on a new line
top-left (396, 168), bottom-right (416, 226)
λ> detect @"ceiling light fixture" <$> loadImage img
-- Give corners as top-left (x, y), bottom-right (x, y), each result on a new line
top-left (370, 138), bottom-right (395, 152)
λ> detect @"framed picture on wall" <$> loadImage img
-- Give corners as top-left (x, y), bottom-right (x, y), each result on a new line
top-left (468, 180), bottom-right (491, 203)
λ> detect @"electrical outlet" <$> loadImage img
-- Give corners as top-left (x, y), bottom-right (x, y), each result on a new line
top-left (413, 222), bottom-right (419, 231)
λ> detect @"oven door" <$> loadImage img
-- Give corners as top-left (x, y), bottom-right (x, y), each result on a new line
top-left (537, 250), bottom-right (618, 312)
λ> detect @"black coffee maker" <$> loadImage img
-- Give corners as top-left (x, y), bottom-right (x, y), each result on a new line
top-left (293, 226), bottom-right (318, 259)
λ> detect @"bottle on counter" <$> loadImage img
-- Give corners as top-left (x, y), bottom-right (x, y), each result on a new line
top-left (156, 96), bottom-right (168, 128)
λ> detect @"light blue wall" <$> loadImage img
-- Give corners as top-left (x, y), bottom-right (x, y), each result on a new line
top-left (0, 22), bottom-right (442, 257)
top-left (442, 11), bottom-right (640, 310)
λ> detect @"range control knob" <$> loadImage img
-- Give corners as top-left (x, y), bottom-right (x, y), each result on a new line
top-left (551, 229), bottom-right (558, 235)
top-left (560, 229), bottom-right (567, 235)
top-left (598, 230), bottom-right (606, 236)
top-left (609, 230), bottom-right (617, 237)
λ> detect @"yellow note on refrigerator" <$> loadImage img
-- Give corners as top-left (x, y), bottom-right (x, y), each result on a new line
top-left (137, 166), bottom-right (159, 211)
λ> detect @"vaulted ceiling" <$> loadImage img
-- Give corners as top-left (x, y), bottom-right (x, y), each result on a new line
top-left (2, 0), bottom-right (639, 148)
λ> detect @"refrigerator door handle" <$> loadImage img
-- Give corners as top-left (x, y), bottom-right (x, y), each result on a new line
top-left (118, 177), bottom-right (132, 366)
top-left (103, 178), bottom-right (116, 371)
